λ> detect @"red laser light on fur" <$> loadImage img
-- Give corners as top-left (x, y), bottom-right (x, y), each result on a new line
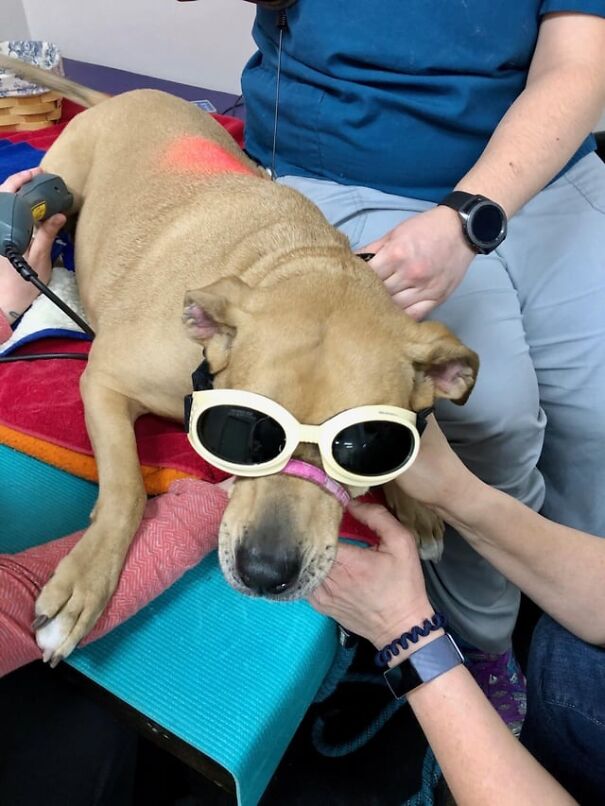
top-left (161, 136), bottom-right (256, 176)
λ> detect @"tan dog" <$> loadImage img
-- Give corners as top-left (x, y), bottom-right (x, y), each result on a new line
top-left (0, 55), bottom-right (478, 664)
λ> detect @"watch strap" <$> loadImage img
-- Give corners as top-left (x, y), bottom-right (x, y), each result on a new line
top-left (383, 633), bottom-right (464, 701)
top-left (438, 191), bottom-right (507, 255)
top-left (439, 190), bottom-right (480, 212)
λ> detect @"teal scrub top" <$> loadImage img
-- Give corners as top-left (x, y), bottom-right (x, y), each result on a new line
top-left (242, 0), bottom-right (605, 201)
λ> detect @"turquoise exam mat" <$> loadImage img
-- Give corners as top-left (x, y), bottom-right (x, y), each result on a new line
top-left (0, 446), bottom-right (338, 805)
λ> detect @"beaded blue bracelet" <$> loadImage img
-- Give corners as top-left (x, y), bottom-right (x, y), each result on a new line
top-left (374, 612), bottom-right (447, 668)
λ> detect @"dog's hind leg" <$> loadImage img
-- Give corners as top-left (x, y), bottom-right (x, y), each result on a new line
top-left (39, 109), bottom-right (99, 213)
top-left (34, 364), bottom-right (147, 665)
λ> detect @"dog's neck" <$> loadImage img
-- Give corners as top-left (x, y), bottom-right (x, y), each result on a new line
top-left (240, 244), bottom-right (356, 287)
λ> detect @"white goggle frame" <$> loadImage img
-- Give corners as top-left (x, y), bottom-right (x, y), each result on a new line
top-left (186, 388), bottom-right (420, 486)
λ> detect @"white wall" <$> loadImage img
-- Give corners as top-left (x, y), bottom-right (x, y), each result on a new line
top-left (20, 0), bottom-right (255, 94)
top-left (8, 1), bottom-right (605, 129)
top-left (2, 0), bottom-right (30, 41)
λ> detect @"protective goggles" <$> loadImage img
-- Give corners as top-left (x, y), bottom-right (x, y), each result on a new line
top-left (185, 388), bottom-right (422, 486)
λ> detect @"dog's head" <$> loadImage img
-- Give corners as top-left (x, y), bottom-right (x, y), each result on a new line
top-left (183, 267), bottom-right (478, 600)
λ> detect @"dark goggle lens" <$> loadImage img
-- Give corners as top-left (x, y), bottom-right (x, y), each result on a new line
top-left (332, 421), bottom-right (414, 477)
top-left (197, 405), bottom-right (286, 465)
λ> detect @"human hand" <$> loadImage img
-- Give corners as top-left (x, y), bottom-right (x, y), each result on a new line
top-left (360, 205), bottom-right (475, 320)
top-left (308, 501), bottom-right (434, 649)
top-left (0, 168), bottom-right (66, 326)
top-left (393, 415), bottom-right (474, 518)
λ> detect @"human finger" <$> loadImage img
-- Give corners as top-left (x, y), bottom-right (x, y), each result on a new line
top-left (26, 214), bottom-right (66, 267)
top-left (383, 275), bottom-right (418, 298)
top-left (0, 167), bottom-right (42, 194)
top-left (347, 501), bottom-right (416, 552)
top-left (399, 297), bottom-right (437, 320)
top-left (359, 242), bottom-right (397, 281)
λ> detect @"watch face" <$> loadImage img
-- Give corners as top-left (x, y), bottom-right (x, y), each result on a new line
top-left (467, 201), bottom-right (506, 250)
top-left (384, 656), bottom-right (424, 697)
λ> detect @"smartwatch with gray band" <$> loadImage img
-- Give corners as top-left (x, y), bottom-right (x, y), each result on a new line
top-left (383, 633), bottom-right (465, 701)
top-left (439, 191), bottom-right (507, 255)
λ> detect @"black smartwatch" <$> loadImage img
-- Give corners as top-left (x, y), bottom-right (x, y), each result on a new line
top-left (439, 191), bottom-right (507, 255)
top-left (383, 633), bottom-right (464, 701)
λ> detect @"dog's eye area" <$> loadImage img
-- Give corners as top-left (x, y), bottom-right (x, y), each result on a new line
top-left (332, 421), bottom-right (414, 476)
top-left (198, 405), bottom-right (286, 464)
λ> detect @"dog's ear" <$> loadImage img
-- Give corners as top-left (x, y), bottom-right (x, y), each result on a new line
top-left (183, 276), bottom-right (250, 340)
top-left (183, 276), bottom-right (251, 371)
top-left (405, 321), bottom-right (479, 410)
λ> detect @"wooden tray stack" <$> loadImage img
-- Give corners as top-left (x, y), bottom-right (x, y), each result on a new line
top-left (0, 91), bottom-right (62, 132)
top-left (0, 41), bottom-right (63, 133)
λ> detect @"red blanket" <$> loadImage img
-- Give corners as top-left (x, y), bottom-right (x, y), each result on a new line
top-left (0, 338), bottom-right (226, 483)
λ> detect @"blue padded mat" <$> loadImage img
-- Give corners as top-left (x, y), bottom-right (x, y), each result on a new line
top-left (0, 446), bottom-right (338, 805)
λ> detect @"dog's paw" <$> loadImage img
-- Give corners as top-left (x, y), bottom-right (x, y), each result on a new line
top-left (417, 528), bottom-right (445, 562)
top-left (383, 482), bottom-right (445, 562)
top-left (411, 504), bottom-right (445, 561)
top-left (34, 547), bottom-right (118, 667)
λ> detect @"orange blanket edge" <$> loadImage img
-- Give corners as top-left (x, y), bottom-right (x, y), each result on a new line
top-left (0, 424), bottom-right (197, 495)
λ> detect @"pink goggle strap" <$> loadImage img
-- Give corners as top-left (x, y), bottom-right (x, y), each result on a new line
top-left (281, 459), bottom-right (351, 508)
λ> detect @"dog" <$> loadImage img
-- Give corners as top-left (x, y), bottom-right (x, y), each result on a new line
top-left (0, 54), bottom-right (478, 665)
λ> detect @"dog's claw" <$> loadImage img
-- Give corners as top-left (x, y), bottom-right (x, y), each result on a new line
top-left (49, 654), bottom-right (64, 669)
top-left (32, 614), bottom-right (50, 630)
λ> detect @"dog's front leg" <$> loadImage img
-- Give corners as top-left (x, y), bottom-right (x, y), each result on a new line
top-left (383, 482), bottom-right (445, 562)
top-left (35, 373), bottom-right (147, 665)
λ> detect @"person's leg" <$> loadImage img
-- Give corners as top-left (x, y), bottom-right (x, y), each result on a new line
top-left (502, 152), bottom-right (605, 537)
top-left (279, 175), bottom-right (545, 655)
top-left (279, 176), bottom-right (545, 734)
top-left (521, 615), bottom-right (605, 804)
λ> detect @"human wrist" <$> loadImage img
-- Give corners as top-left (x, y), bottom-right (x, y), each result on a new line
top-left (439, 189), bottom-right (508, 255)
top-left (0, 308), bottom-right (12, 343)
top-left (382, 632), bottom-right (464, 703)
top-left (369, 600), bottom-right (435, 650)
top-left (434, 205), bottom-right (476, 257)
top-left (427, 460), bottom-right (481, 522)
top-left (437, 474), bottom-right (498, 548)
top-left (371, 607), bottom-right (446, 668)
top-left (385, 626), bottom-right (446, 668)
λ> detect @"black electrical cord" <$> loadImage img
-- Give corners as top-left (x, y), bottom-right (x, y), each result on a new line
top-left (4, 244), bottom-right (95, 338)
top-left (0, 245), bottom-right (94, 364)
top-left (0, 352), bottom-right (88, 363)
top-left (220, 94), bottom-right (244, 116)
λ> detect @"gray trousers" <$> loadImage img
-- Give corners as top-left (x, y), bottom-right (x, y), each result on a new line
top-left (280, 152), bottom-right (605, 651)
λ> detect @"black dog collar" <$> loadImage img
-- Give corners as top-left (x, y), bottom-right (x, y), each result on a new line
top-left (415, 407), bottom-right (433, 435)
top-left (184, 358), bottom-right (214, 432)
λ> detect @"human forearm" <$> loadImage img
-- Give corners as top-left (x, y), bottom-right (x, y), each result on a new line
top-left (395, 417), bottom-right (605, 644)
top-left (440, 477), bottom-right (605, 645)
top-left (405, 660), bottom-right (576, 806)
top-left (456, 14), bottom-right (605, 217)
top-left (376, 613), bottom-right (574, 803)
top-left (309, 503), bottom-right (578, 803)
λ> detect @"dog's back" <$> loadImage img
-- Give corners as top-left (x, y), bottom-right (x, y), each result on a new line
top-left (44, 90), bottom-right (350, 336)
top-left (38, 90), bottom-right (263, 311)
top-left (0, 56), bottom-right (350, 322)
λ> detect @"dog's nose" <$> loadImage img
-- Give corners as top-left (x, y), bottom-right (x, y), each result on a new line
top-left (236, 544), bottom-right (301, 596)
